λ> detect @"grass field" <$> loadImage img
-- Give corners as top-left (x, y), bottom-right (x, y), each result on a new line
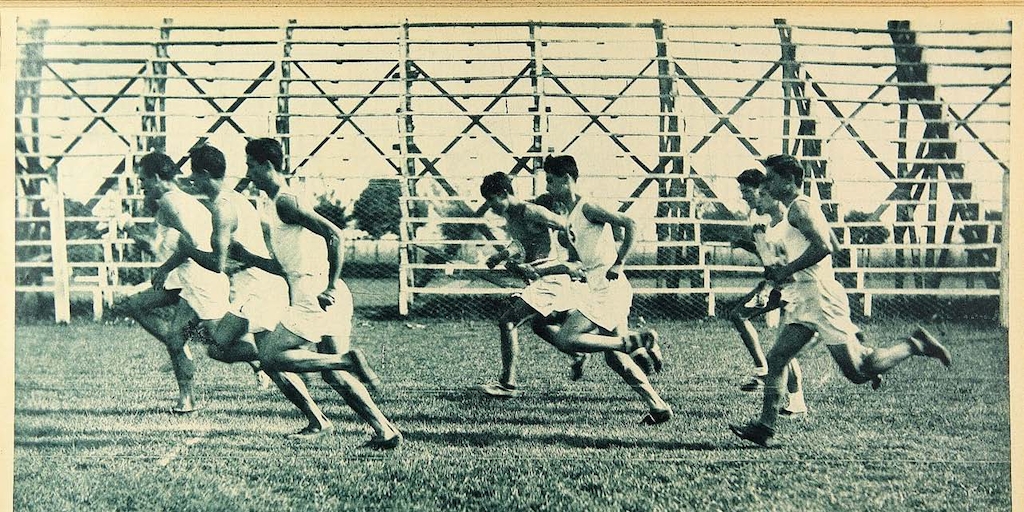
top-left (14, 315), bottom-right (1010, 511)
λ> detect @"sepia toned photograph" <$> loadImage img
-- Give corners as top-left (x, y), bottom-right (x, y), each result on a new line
top-left (6, 5), bottom-right (1016, 510)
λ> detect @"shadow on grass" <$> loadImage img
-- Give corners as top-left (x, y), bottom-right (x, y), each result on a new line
top-left (15, 436), bottom-right (125, 451)
top-left (402, 428), bottom-right (763, 452)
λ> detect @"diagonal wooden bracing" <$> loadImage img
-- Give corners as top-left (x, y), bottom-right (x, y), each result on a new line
top-left (289, 62), bottom-right (402, 175)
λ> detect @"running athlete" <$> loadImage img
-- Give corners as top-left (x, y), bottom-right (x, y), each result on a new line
top-left (541, 155), bottom-right (672, 425)
top-left (475, 171), bottom-right (588, 397)
top-left (728, 168), bottom-right (806, 415)
top-left (237, 138), bottom-right (401, 448)
top-left (121, 151), bottom-right (230, 414)
top-left (730, 154), bottom-right (952, 447)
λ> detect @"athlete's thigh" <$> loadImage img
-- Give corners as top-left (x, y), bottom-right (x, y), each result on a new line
top-left (768, 323), bottom-right (816, 363)
top-left (169, 299), bottom-right (200, 331)
top-left (125, 286), bottom-right (179, 313)
top-left (560, 309), bottom-right (601, 336)
top-left (214, 312), bottom-right (251, 346)
top-left (318, 334), bottom-right (344, 355)
top-left (261, 323), bottom-right (316, 357)
top-left (825, 338), bottom-right (873, 381)
top-left (499, 298), bottom-right (538, 327)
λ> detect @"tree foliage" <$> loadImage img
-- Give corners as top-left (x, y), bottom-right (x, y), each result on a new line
top-left (351, 179), bottom-right (402, 238)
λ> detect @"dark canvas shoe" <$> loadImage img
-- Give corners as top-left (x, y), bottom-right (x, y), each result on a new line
top-left (286, 424), bottom-right (335, 441)
top-left (640, 406), bottom-right (673, 426)
top-left (729, 421), bottom-right (775, 447)
top-left (364, 420), bottom-right (403, 450)
top-left (626, 329), bottom-right (663, 372)
top-left (739, 375), bottom-right (765, 392)
top-left (477, 381), bottom-right (523, 398)
top-left (630, 347), bottom-right (655, 375)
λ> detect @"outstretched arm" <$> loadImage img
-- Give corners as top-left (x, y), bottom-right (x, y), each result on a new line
top-left (522, 203), bottom-right (567, 231)
top-left (228, 242), bottom-right (284, 276)
top-left (276, 194), bottom-right (345, 309)
top-left (580, 201), bottom-right (636, 280)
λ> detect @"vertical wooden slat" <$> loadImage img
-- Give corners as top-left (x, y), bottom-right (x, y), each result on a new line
top-left (143, 19), bottom-right (170, 153)
top-left (528, 23), bottom-right (548, 196)
top-left (277, 20), bottom-right (295, 172)
top-left (397, 20), bottom-right (414, 316)
top-left (50, 179), bottom-right (70, 324)
top-left (889, 19), bottom-right (978, 288)
top-left (652, 19), bottom-right (691, 293)
top-left (15, 21), bottom-right (49, 289)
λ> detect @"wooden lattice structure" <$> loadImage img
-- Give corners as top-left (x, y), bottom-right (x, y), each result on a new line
top-left (13, 17), bottom-right (1010, 323)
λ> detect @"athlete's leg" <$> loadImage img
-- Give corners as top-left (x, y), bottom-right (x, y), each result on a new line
top-left (532, 312), bottom-right (589, 381)
top-left (252, 331), bottom-right (333, 437)
top-left (205, 312), bottom-right (257, 361)
top-left (780, 359), bottom-right (807, 415)
top-left (551, 310), bottom-right (658, 354)
top-left (121, 287), bottom-right (180, 341)
top-left (758, 323), bottom-right (816, 430)
top-left (258, 324), bottom-right (370, 375)
top-left (828, 325), bottom-right (951, 384)
top-left (602, 332), bottom-right (671, 425)
top-left (164, 300), bottom-right (203, 413)
top-left (728, 288), bottom-right (769, 374)
top-left (318, 335), bottom-right (401, 446)
top-left (495, 298), bottom-right (539, 388)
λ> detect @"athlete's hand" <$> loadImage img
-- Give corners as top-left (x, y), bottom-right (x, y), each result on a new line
top-left (507, 262), bottom-right (539, 283)
top-left (317, 288), bottom-right (336, 311)
top-left (566, 262), bottom-right (587, 282)
top-left (606, 263), bottom-right (624, 281)
top-left (151, 267), bottom-right (169, 289)
top-left (763, 264), bottom-right (788, 284)
top-left (486, 252), bottom-right (506, 270)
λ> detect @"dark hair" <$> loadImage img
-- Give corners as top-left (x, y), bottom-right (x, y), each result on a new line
top-left (543, 155), bottom-right (579, 180)
top-left (736, 168), bottom-right (765, 187)
top-left (245, 138), bottom-right (285, 172)
top-left (137, 152), bottom-right (180, 181)
top-left (189, 144), bottom-right (226, 179)
top-left (763, 154), bottom-right (805, 186)
top-left (480, 171), bottom-right (514, 199)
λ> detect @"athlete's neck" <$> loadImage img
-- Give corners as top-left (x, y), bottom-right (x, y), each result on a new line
top-left (565, 193), bottom-right (582, 210)
top-left (264, 179), bottom-right (282, 199)
top-left (765, 202), bottom-right (784, 225)
top-left (779, 188), bottom-right (800, 208)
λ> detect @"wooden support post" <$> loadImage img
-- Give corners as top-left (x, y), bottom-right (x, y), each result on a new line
top-left (776, 18), bottom-right (834, 221)
top-left (529, 23), bottom-right (548, 196)
top-left (15, 20), bottom-right (49, 288)
top-left (50, 179), bottom-right (71, 324)
top-left (143, 19), bottom-right (170, 153)
top-left (277, 20), bottom-right (295, 172)
top-left (397, 20), bottom-right (415, 316)
top-left (889, 20), bottom-right (977, 289)
top-left (652, 19), bottom-right (689, 292)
